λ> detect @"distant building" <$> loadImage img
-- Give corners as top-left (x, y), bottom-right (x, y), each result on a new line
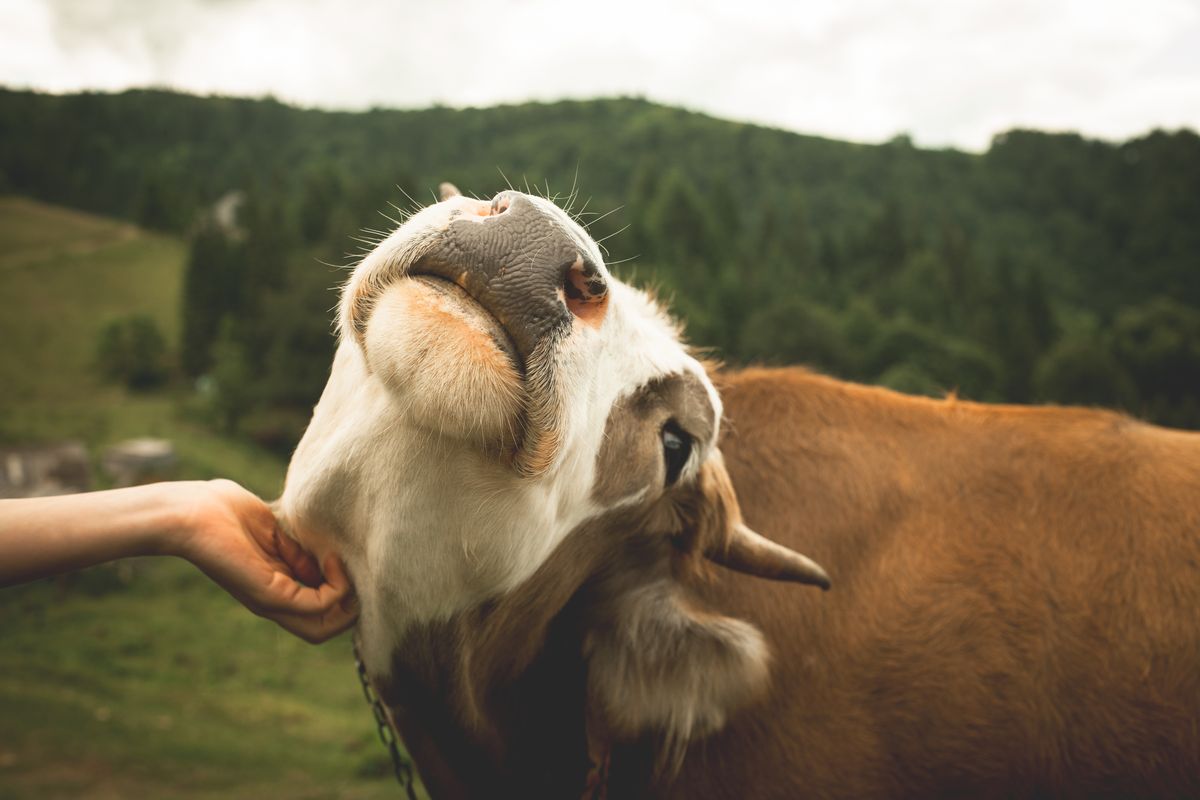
top-left (0, 442), bottom-right (91, 498)
top-left (211, 190), bottom-right (245, 239)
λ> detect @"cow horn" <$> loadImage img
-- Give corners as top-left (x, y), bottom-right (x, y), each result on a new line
top-left (708, 523), bottom-right (832, 589)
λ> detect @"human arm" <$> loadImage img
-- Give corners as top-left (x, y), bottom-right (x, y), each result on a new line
top-left (0, 480), bottom-right (357, 643)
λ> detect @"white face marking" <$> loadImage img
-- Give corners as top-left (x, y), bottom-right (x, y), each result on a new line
top-left (279, 192), bottom-right (720, 676)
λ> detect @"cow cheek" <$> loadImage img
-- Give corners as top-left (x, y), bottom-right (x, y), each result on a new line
top-left (364, 281), bottom-right (523, 446)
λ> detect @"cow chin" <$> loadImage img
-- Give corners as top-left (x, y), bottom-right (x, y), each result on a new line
top-left (363, 275), bottom-right (524, 449)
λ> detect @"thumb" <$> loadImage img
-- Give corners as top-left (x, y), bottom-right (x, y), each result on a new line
top-left (270, 525), bottom-right (323, 588)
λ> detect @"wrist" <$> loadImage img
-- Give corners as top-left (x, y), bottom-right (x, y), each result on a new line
top-left (144, 481), bottom-right (208, 560)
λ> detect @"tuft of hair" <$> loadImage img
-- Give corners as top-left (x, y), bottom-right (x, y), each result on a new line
top-left (584, 580), bottom-right (770, 774)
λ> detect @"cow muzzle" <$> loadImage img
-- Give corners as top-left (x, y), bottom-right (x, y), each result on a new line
top-left (410, 191), bottom-right (611, 371)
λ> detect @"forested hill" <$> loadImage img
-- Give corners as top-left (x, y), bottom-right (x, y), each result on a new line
top-left (2, 87), bottom-right (1199, 432)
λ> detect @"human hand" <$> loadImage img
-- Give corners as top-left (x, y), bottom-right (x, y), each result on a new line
top-left (172, 479), bottom-right (358, 643)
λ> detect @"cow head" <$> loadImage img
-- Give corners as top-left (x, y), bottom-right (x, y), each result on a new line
top-left (278, 185), bottom-right (828, 756)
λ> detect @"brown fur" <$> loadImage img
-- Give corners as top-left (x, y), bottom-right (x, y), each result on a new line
top-left (635, 367), bottom-right (1200, 798)
top-left (375, 403), bottom-right (761, 796)
top-left (376, 495), bottom-right (754, 798)
top-left (378, 367), bottom-right (1200, 798)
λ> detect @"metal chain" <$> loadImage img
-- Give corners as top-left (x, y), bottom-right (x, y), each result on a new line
top-left (353, 642), bottom-right (609, 799)
top-left (354, 642), bottom-right (419, 800)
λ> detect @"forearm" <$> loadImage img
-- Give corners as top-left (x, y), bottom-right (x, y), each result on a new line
top-left (1, 480), bottom-right (355, 641)
top-left (0, 483), bottom-right (191, 586)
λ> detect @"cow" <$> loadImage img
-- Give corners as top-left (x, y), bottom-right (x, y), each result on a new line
top-left (277, 185), bottom-right (1200, 798)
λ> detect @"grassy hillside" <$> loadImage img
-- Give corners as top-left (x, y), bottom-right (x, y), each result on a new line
top-left (0, 196), bottom-right (180, 403)
top-left (0, 198), bottom-right (413, 798)
top-left (0, 196), bottom-right (284, 496)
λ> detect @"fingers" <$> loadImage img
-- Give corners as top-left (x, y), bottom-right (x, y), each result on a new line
top-left (320, 552), bottom-right (353, 597)
top-left (268, 593), bottom-right (360, 644)
top-left (253, 554), bottom-right (359, 643)
top-left (269, 524), bottom-right (323, 587)
top-left (262, 555), bottom-right (353, 613)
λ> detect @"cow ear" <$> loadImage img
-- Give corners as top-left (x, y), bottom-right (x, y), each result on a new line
top-left (583, 578), bottom-right (770, 768)
top-left (697, 451), bottom-right (831, 589)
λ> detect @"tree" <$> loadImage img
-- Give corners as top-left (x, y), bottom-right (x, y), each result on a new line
top-left (298, 165), bottom-right (344, 244)
top-left (869, 319), bottom-right (1002, 400)
top-left (256, 262), bottom-right (338, 410)
top-left (135, 167), bottom-right (189, 232)
top-left (739, 297), bottom-right (852, 375)
top-left (863, 200), bottom-right (908, 277)
top-left (1111, 297), bottom-right (1200, 427)
top-left (877, 363), bottom-right (942, 397)
top-left (644, 169), bottom-right (723, 269)
top-left (208, 318), bottom-right (257, 433)
top-left (96, 315), bottom-right (169, 390)
top-left (181, 221), bottom-right (240, 377)
top-left (1033, 336), bottom-right (1138, 412)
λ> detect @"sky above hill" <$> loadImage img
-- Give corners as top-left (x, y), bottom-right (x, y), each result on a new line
top-left (3, 0), bottom-right (1198, 151)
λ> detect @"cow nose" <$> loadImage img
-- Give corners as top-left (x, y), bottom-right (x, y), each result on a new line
top-left (413, 191), bottom-right (609, 365)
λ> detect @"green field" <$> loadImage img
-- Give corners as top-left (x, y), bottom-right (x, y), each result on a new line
top-left (0, 197), bottom-right (414, 798)
top-left (0, 196), bottom-right (283, 496)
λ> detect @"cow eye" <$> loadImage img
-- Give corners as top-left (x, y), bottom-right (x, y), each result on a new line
top-left (661, 421), bottom-right (692, 487)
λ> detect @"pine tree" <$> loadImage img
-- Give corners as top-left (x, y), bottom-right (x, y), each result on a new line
top-left (181, 222), bottom-right (240, 377)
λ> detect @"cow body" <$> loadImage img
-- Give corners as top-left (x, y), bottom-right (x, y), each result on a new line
top-left (378, 367), bottom-right (1200, 798)
top-left (632, 368), bottom-right (1200, 798)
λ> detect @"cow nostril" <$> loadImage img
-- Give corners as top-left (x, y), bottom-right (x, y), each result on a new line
top-left (562, 256), bottom-right (609, 327)
top-left (491, 193), bottom-right (513, 216)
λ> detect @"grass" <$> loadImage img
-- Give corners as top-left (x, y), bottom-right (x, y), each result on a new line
top-left (0, 197), bottom-right (420, 797)
top-left (0, 565), bottom-right (404, 800)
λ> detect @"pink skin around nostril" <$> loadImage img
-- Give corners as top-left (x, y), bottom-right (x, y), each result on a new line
top-left (563, 255), bottom-right (609, 327)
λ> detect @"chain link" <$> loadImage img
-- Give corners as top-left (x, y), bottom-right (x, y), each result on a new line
top-left (354, 642), bottom-right (418, 800)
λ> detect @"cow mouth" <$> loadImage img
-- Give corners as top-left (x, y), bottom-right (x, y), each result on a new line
top-left (408, 273), bottom-right (524, 377)
top-left (403, 268), bottom-right (562, 477)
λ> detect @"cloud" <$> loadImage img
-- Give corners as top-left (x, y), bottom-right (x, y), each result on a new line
top-left (1, 0), bottom-right (1198, 150)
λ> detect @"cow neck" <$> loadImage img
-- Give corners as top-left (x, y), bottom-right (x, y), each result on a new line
top-left (370, 510), bottom-right (641, 798)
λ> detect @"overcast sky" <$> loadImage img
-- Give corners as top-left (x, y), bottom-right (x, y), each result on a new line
top-left (3, 0), bottom-right (1198, 150)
